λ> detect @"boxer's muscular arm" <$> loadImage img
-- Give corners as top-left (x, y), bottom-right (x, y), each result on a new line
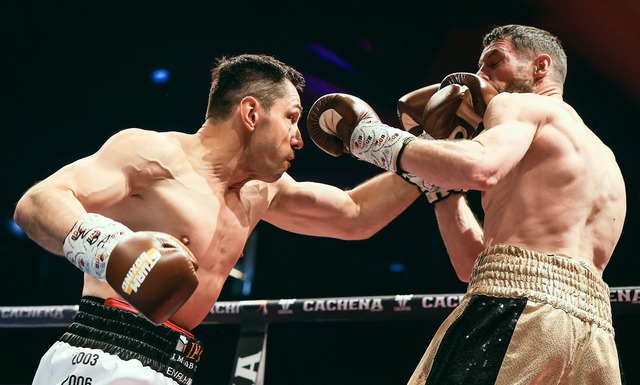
top-left (398, 93), bottom-right (537, 191)
top-left (434, 194), bottom-right (484, 282)
top-left (15, 129), bottom-right (198, 324)
top-left (14, 129), bottom-right (153, 255)
top-left (15, 175), bottom-right (89, 256)
top-left (263, 172), bottom-right (421, 240)
top-left (419, 94), bottom-right (539, 281)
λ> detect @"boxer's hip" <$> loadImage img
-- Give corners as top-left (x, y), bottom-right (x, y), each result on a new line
top-left (59, 296), bottom-right (203, 383)
top-left (468, 243), bottom-right (613, 334)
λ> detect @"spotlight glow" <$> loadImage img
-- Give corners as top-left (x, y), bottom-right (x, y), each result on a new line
top-left (151, 69), bottom-right (170, 83)
top-left (389, 263), bottom-right (406, 273)
top-left (8, 219), bottom-right (26, 238)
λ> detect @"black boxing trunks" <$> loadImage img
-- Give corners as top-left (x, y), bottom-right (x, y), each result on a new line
top-left (408, 243), bottom-right (625, 385)
top-left (32, 296), bottom-right (203, 385)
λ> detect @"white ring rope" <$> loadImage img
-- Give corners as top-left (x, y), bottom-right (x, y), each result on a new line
top-left (1, 287), bottom-right (638, 328)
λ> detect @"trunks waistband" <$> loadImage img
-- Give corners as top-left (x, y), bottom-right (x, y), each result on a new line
top-left (60, 296), bottom-right (203, 385)
top-left (468, 243), bottom-right (613, 334)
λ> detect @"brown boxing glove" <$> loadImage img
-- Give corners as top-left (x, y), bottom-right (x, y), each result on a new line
top-left (307, 93), bottom-right (417, 172)
top-left (107, 231), bottom-right (198, 324)
top-left (396, 83), bottom-right (440, 136)
top-left (422, 72), bottom-right (498, 139)
top-left (63, 213), bottom-right (199, 324)
top-left (307, 93), bottom-right (381, 157)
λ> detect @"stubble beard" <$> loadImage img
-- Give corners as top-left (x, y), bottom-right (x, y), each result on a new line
top-left (503, 73), bottom-right (535, 93)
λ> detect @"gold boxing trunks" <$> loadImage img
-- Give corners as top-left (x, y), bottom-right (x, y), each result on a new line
top-left (407, 243), bottom-right (624, 385)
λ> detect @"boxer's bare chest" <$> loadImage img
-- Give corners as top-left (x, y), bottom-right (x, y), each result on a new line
top-left (105, 177), bottom-right (268, 269)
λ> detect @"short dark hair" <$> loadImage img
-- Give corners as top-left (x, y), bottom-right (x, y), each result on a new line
top-left (483, 24), bottom-right (568, 85)
top-left (205, 54), bottom-right (306, 121)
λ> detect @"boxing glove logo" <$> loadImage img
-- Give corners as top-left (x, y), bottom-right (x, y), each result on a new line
top-left (121, 248), bottom-right (161, 294)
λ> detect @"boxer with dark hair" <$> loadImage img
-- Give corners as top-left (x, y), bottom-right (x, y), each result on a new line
top-left (15, 53), bottom-right (425, 384)
top-left (308, 24), bottom-right (626, 385)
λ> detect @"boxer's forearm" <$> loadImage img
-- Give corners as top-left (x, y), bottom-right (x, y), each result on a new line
top-left (434, 193), bottom-right (484, 282)
top-left (14, 183), bottom-right (86, 256)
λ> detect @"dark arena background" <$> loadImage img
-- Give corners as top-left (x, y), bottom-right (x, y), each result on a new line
top-left (2, 1), bottom-right (639, 384)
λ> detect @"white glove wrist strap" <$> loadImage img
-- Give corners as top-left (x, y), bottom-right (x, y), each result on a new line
top-left (63, 213), bottom-right (133, 281)
top-left (350, 118), bottom-right (416, 173)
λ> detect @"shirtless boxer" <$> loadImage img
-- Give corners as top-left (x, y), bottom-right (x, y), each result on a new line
top-left (307, 25), bottom-right (626, 384)
top-left (13, 54), bottom-right (428, 384)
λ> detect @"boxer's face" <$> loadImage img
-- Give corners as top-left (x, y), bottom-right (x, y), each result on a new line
top-left (249, 81), bottom-right (303, 182)
top-left (477, 37), bottom-right (535, 94)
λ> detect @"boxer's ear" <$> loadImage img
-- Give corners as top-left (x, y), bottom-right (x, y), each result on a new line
top-left (240, 96), bottom-right (259, 130)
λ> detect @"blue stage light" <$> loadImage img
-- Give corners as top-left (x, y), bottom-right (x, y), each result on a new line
top-left (151, 69), bottom-right (170, 83)
top-left (7, 218), bottom-right (26, 238)
top-left (389, 263), bottom-right (406, 273)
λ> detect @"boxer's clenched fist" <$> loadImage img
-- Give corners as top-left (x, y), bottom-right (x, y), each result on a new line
top-left (64, 213), bottom-right (199, 324)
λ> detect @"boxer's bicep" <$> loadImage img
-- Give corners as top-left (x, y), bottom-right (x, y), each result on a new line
top-left (59, 130), bottom-right (160, 208)
top-left (263, 177), bottom-right (360, 238)
top-left (265, 172), bottom-right (419, 239)
top-left (472, 95), bottom-right (538, 180)
top-left (16, 129), bottom-right (161, 240)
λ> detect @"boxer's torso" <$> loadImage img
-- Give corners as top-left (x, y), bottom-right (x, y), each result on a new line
top-left (82, 130), bottom-right (277, 330)
top-left (481, 94), bottom-right (626, 275)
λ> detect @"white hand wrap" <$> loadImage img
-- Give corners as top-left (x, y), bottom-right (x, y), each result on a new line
top-left (401, 171), bottom-right (464, 204)
top-left (350, 118), bottom-right (417, 173)
top-left (63, 213), bottom-right (133, 281)
top-left (390, 131), bottom-right (463, 203)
